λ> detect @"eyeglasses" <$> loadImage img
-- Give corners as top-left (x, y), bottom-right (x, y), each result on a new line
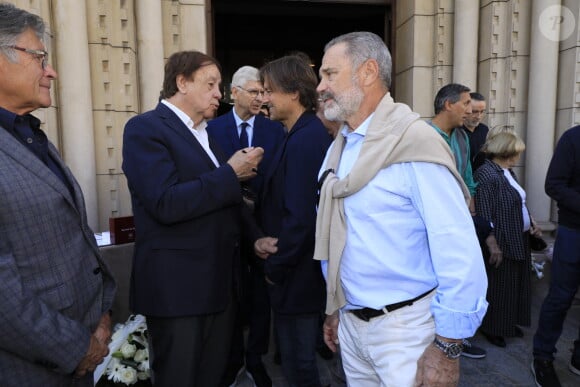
top-left (470, 109), bottom-right (486, 115)
top-left (236, 86), bottom-right (266, 99)
top-left (3, 45), bottom-right (49, 70)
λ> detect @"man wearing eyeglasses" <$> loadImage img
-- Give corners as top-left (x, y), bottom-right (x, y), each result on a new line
top-left (463, 92), bottom-right (489, 172)
top-left (207, 66), bottom-right (285, 387)
top-left (0, 4), bottom-right (116, 386)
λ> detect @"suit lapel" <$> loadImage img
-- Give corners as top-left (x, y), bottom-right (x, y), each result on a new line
top-left (0, 126), bottom-right (78, 212)
top-left (209, 135), bottom-right (228, 165)
top-left (263, 112), bottom-right (313, 189)
top-left (47, 144), bottom-right (84, 213)
top-left (252, 115), bottom-right (267, 149)
top-left (47, 142), bottom-right (104, 256)
top-left (157, 103), bottom-right (218, 170)
top-left (226, 111), bottom-right (241, 152)
top-left (262, 123), bottom-right (299, 201)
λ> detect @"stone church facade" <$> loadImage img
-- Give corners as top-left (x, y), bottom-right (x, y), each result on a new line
top-left (12, 0), bottom-right (579, 232)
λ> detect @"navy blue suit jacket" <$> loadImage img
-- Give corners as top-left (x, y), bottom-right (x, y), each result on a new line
top-left (122, 102), bottom-right (253, 317)
top-left (207, 110), bottom-right (285, 201)
top-left (259, 111), bottom-right (332, 314)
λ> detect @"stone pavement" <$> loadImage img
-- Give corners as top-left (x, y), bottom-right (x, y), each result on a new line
top-left (232, 247), bottom-right (580, 386)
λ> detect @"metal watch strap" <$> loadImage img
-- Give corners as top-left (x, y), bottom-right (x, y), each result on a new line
top-left (433, 337), bottom-right (463, 359)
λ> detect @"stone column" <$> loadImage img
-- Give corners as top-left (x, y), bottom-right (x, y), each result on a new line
top-left (53, 0), bottom-right (99, 229)
top-left (525, 0), bottom-right (560, 229)
top-left (453, 0), bottom-right (479, 88)
top-left (136, 0), bottom-right (165, 111)
top-left (179, 0), bottom-right (208, 52)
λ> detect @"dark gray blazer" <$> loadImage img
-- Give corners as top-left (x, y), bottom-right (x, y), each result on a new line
top-left (0, 124), bottom-right (116, 386)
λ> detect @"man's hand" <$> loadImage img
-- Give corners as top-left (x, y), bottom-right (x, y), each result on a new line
top-left (414, 339), bottom-right (460, 387)
top-left (323, 312), bottom-right (340, 353)
top-left (74, 335), bottom-right (109, 378)
top-left (74, 312), bottom-right (112, 378)
top-left (227, 147), bottom-right (264, 181)
top-left (485, 234), bottom-right (503, 268)
top-left (93, 312), bottom-right (112, 345)
top-left (530, 218), bottom-right (543, 237)
top-left (254, 237), bottom-right (278, 259)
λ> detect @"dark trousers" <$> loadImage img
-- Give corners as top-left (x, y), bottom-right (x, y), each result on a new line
top-left (246, 261), bottom-right (272, 364)
top-left (222, 260), bottom-right (272, 384)
top-left (533, 225), bottom-right (580, 361)
top-left (275, 312), bottom-right (321, 387)
top-left (146, 299), bottom-right (235, 387)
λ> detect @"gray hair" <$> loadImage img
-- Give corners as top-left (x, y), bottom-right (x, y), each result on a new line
top-left (433, 83), bottom-right (471, 115)
top-left (231, 65), bottom-right (260, 88)
top-left (482, 131), bottom-right (525, 159)
top-left (0, 3), bottom-right (46, 62)
top-left (324, 31), bottom-right (392, 89)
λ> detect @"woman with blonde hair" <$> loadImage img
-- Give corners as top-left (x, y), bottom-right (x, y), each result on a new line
top-left (475, 131), bottom-right (542, 347)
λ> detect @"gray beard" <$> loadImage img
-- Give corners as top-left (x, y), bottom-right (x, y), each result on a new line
top-left (324, 87), bottom-right (364, 122)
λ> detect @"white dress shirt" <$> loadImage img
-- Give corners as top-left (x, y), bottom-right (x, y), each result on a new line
top-left (503, 168), bottom-right (531, 231)
top-left (161, 99), bottom-right (219, 167)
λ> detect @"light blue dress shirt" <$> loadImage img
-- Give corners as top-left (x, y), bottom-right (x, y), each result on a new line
top-left (232, 110), bottom-right (255, 146)
top-left (320, 116), bottom-right (488, 339)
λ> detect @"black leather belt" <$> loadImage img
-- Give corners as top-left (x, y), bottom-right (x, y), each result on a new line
top-left (350, 288), bottom-right (434, 322)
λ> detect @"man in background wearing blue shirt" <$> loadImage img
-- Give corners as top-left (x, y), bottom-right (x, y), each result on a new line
top-left (315, 31), bottom-right (488, 387)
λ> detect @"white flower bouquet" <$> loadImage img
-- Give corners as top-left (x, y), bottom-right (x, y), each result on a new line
top-left (95, 314), bottom-right (151, 387)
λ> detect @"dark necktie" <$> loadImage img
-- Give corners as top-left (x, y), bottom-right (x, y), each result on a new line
top-left (239, 122), bottom-right (249, 148)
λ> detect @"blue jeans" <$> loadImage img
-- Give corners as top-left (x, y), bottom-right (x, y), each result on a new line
top-left (275, 312), bottom-right (321, 387)
top-left (533, 225), bottom-right (580, 361)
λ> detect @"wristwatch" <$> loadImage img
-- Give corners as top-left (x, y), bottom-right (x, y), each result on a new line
top-left (433, 337), bottom-right (463, 359)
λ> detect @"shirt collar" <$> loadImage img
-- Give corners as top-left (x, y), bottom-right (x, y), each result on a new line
top-left (161, 99), bottom-right (196, 130)
top-left (428, 121), bottom-right (455, 141)
top-left (340, 113), bottom-right (375, 139)
top-left (0, 107), bottom-right (41, 132)
top-left (232, 109), bottom-right (256, 128)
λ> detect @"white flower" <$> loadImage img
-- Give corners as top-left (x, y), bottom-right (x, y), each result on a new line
top-left (118, 365), bottom-right (138, 385)
top-left (107, 362), bottom-right (127, 384)
top-left (131, 334), bottom-right (147, 348)
top-left (106, 358), bottom-right (123, 383)
top-left (102, 314), bottom-right (150, 385)
top-left (134, 348), bottom-right (147, 363)
top-left (138, 358), bottom-right (150, 372)
top-left (120, 342), bottom-right (137, 359)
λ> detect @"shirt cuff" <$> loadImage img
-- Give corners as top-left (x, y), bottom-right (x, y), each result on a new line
top-left (432, 296), bottom-right (489, 339)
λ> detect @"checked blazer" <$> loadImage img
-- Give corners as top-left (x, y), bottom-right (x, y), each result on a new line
top-left (0, 123), bottom-right (116, 386)
top-left (474, 159), bottom-right (528, 261)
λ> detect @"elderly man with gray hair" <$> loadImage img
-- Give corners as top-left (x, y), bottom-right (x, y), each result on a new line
top-left (208, 65), bottom-right (285, 387)
top-left (0, 3), bottom-right (116, 386)
top-left (316, 31), bottom-right (488, 386)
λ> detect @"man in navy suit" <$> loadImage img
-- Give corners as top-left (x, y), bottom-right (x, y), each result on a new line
top-left (208, 66), bottom-right (285, 387)
top-left (122, 51), bottom-right (267, 387)
top-left (254, 55), bottom-right (332, 387)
